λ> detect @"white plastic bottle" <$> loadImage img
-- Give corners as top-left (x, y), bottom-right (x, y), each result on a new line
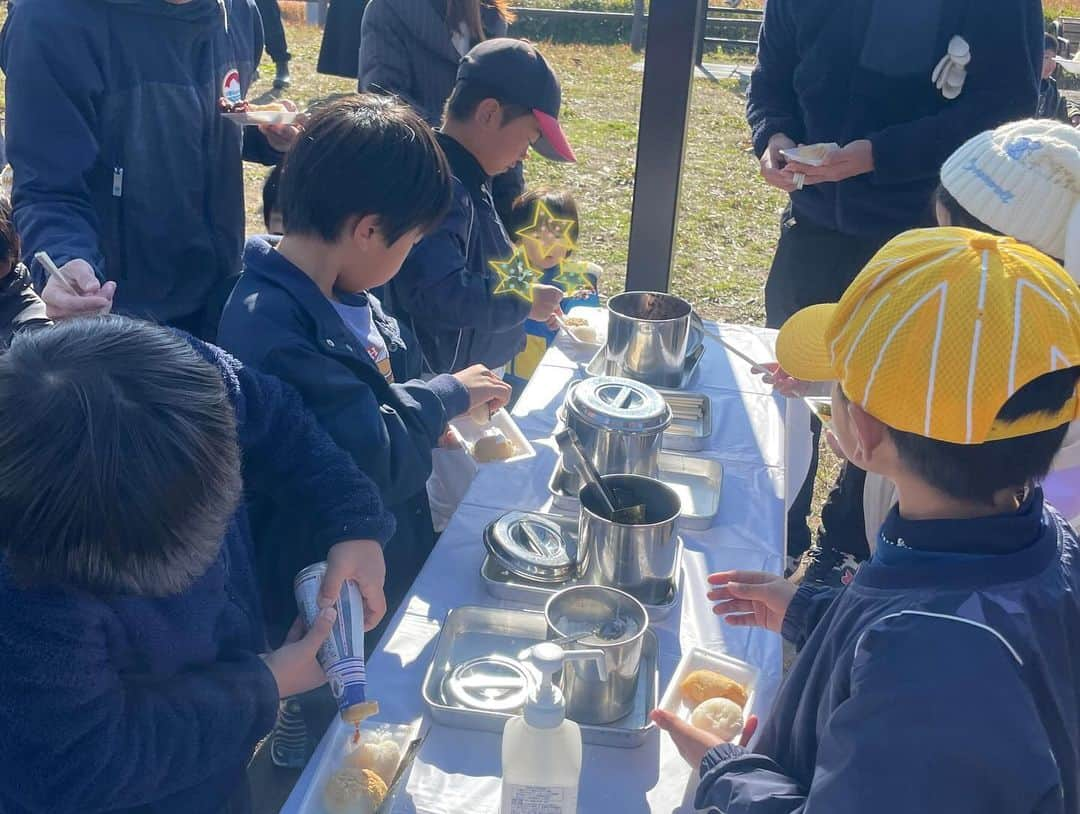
top-left (499, 642), bottom-right (607, 814)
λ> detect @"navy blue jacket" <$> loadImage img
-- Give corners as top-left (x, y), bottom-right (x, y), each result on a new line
top-left (381, 132), bottom-right (531, 373)
top-left (0, 0), bottom-right (281, 323)
top-left (696, 491), bottom-right (1078, 814)
top-left (0, 337), bottom-right (395, 814)
top-left (747, 0), bottom-right (1042, 237)
top-left (219, 238), bottom-right (469, 634)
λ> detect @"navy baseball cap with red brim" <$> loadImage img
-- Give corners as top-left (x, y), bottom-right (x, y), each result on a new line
top-left (456, 38), bottom-right (576, 163)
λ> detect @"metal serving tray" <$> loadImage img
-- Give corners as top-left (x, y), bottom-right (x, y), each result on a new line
top-left (421, 606), bottom-right (659, 749)
top-left (547, 453), bottom-right (722, 530)
top-left (585, 323), bottom-right (704, 390)
top-left (480, 537), bottom-right (683, 622)
top-left (657, 390), bottom-right (713, 452)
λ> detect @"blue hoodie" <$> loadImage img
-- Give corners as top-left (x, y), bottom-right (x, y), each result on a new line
top-left (0, 337), bottom-right (395, 814)
top-left (695, 491), bottom-right (1078, 814)
top-left (747, 0), bottom-right (1042, 238)
top-left (0, 0), bottom-right (280, 323)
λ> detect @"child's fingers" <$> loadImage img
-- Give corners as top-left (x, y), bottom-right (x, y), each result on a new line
top-left (739, 715), bottom-right (759, 747)
top-left (707, 570), bottom-right (772, 586)
top-left (301, 606), bottom-right (337, 653)
top-left (721, 613), bottom-right (759, 627)
top-left (711, 599), bottom-right (757, 616)
top-left (361, 587), bottom-right (387, 632)
top-left (283, 615), bottom-right (306, 644)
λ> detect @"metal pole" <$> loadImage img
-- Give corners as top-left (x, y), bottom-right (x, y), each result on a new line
top-left (625, 0), bottom-right (699, 293)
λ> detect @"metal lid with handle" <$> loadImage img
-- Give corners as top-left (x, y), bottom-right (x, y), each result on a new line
top-left (483, 511), bottom-right (583, 583)
top-left (566, 376), bottom-right (671, 433)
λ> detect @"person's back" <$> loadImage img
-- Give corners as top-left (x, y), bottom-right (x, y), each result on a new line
top-left (0, 317), bottom-right (395, 813)
top-left (657, 229), bottom-right (1080, 813)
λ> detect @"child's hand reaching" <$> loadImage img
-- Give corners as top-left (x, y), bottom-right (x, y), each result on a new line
top-left (453, 364), bottom-right (512, 417)
top-left (650, 709), bottom-right (759, 768)
top-left (262, 607), bottom-right (337, 698)
top-left (750, 362), bottom-right (808, 398)
top-left (529, 284), bottom-right (564, 321)
top-left (707, 570), bottom-right (797, 633)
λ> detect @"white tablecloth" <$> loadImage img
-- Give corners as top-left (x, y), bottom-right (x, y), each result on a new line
top-left (283, 321), bottom-right (789, 814)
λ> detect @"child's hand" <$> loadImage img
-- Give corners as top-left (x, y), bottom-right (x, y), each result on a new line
top-left (750, 362), bottom-right (808, 398)
top-left (545, 306), bottom-right (564, 331)
top-left (262, 608), bottom-right (337, 698)
top-left (707, 570), bottom-right (797, 633)
top-left (650, 710), bottom-right (760, 768)
top-left (322, 540), bottom-right (387, 632)
top-left (453, 365), bottom-right (512, 417)
top-left (529, 284), bottom-right (564, 321)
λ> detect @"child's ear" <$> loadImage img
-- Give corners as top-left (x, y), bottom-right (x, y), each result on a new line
top-left (475, 98), bottom-right (502, 129)
top-left (846, 400), bottom-right (889, 468)
top-left (350, 214), bottom-right (382, 250)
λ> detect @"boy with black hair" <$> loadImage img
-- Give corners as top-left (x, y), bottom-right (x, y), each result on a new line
top-left (219, 95), bottom-right (511, 640)
top-left (0, 316), bottom-right (395, 814)
top-left (655, 228), bottom-right (1080, 813)
top-left (1038, 32), bottom-right (1080, 126)
top-left (380, 38), bottom-right (574, 375)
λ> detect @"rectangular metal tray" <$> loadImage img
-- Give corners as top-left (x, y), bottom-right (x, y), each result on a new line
top-left (547, 453), bottom-right (722, 530)
top-left (585, 323), bottom-right (704, 390)
top-left (657, 389), bottom-right (713, 452)
top-left (422, 606), bottom-right (659, 749)
top-left (480, 537), bottom-right (683, 622)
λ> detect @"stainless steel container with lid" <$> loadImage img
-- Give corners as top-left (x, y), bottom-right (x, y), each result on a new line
top-left (580, 474), bottom-right (682, 604)
top-left (544, 585), bottom-right (649, 725)
top-left (482, 511), bottom-right (586, 584)
top-left (606, 292), bottom-right (693, 388)
top-left (558, 376), bottom-right (672, 496)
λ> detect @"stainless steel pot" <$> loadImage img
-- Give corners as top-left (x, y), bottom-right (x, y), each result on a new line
top-left (559, 376), bottom-right (671, 496)
top-left (544, 585), bottom-right (648, 724)
top-left (606, 292), bottom-right (693, 388)
top-left (580, 474), bottom-right (681, 605)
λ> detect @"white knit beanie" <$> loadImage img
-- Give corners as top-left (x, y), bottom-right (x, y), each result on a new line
top-left (940, 119), bottom-right (1080, 277)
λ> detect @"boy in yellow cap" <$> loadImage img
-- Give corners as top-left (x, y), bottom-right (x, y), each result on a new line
top-left (653, 227), bottom-right (1080, 813)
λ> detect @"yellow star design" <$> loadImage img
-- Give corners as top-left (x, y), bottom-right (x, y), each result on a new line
top-left (515, 200), bottom-right (576, 256)
top-left (553, 259), bottom-right (594, 297)
top-left (490, 246), bottom-right (542, 301)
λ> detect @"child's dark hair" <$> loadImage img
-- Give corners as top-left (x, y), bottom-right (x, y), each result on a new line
top-left (877, 368), bottom-right (1080, 504)
top-left (0, 317), bottom-right (242, 596)
top-left (505, 188), bottom-right (581, 244)
top-left (280, 94), bottom-right (452, 244)
top-left (0, 197), bottom-right (20, 275)
top-left (1046, 32), bottom-right (1060, 52)
top-left (262, 163), bottom-right (283, 232)
top-left (444, 82), bottom-right (534, 126)
top-left (933, 183), bottom-right (999, 235)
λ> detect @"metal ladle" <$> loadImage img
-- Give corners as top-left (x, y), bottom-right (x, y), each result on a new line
top-left (554, 428), bottom-right (646, 524)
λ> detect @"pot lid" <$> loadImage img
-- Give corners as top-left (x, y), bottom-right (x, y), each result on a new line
top-left (444, 655), bottom-right (533, 712)
top-left (483, 511), bottom-right (582, 583)
top-left (566, 376), bottom-right (671, 433)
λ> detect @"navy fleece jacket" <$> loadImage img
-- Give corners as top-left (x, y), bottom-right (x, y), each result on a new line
top-left (695, 491), bottom-right (1078, 814)
top-left (0, 338), bottom-right (395, 814)
top-left (747, 0), bottom-right (1042, 237)
top-left (0, 0), bottom-right (281, 322)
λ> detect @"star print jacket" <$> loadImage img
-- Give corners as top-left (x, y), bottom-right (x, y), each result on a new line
top-left (381, 132), bottom-right (532, 373)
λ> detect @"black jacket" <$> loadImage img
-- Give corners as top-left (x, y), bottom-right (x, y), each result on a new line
top-left (1038, 76), bottom-right (1080, 124)
top-left (358, 0), bottom-right (508, 124)
top-left (218, 238), bottom-right (470, 635)
top-left (381, 133), bottom-right (531, 373)
top-left (747, 0), bottom-right (1042, 238)
top-left (318, 0), bottom-right (368, 78)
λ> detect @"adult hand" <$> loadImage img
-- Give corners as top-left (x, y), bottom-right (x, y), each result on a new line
top-left (707, 570), bottom-right (797, 633)
top-left (40, 258), bottom-right (116, 320)
top-left (650, 710), bottom-right (760, 768)
top-left (750, 362), bottom-right (808, 398)
top-left (785, 139), bottom-right (874, 185)
top-left (261, 609), bottom-right (336, 698)
top-left (528, 284), bottom-right (564, 321)
top-left (760, 133), bottom-right (798, 192)
top-left (321, 539), bottom-right (387, 632)
top-left (453, 364), bottom-right (512, 416)
top-left (258, 100), bottom-right (303, 153)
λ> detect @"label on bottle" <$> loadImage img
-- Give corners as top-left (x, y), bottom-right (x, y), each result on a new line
top-left (501, 783), bottom-right (577, 814)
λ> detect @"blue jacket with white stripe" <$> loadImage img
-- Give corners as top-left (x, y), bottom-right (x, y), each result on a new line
top-left (696, 489), bottom-right (1079, 814)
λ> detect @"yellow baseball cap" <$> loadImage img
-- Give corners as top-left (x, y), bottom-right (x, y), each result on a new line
top-left (776, 227), bottom-right (1080, 444)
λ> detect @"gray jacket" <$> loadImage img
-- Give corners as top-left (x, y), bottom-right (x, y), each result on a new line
top-left (358, 0), bottom-right (508, 124)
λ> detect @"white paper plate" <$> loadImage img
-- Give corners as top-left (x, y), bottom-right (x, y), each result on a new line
top-left (560, 305), bottom-right (607, 348)
top-left (221, 109), bottom-right (299, 125)
top-left (659, 647), bottom-right (760, 812)
top-left (449, 407), bottom-right (536, 465)
top-left (288, 719), bottom-right (419, 814)
top-left (1055, 56), bottom-right (1080, 75)
top-left (779, 143), bottom-right (837, 167)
